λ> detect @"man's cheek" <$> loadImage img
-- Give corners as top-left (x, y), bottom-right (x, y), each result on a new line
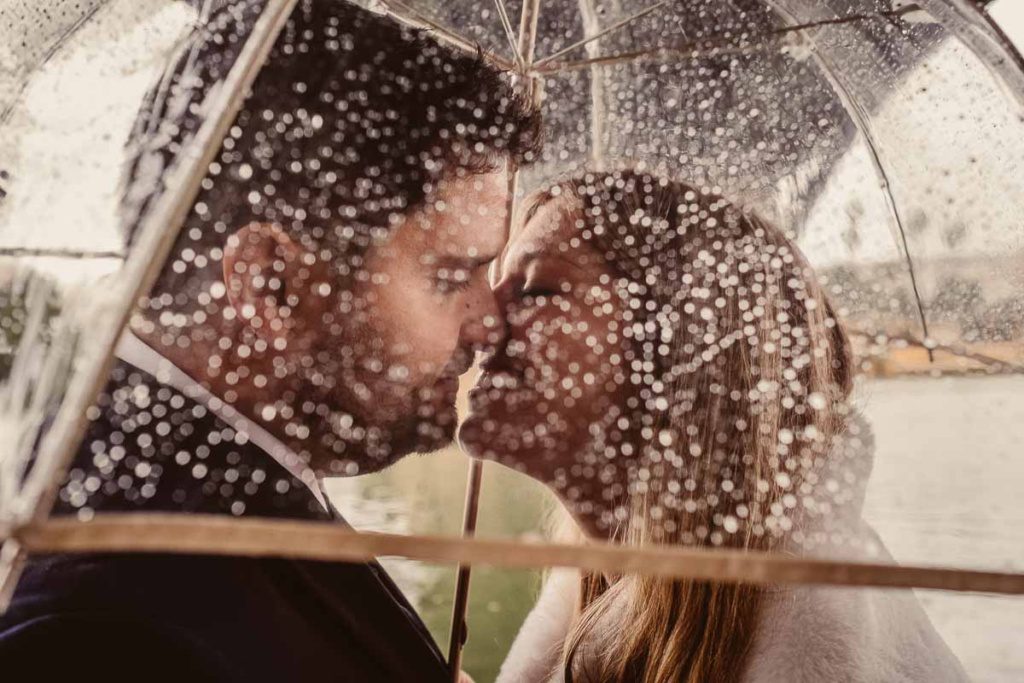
top-left (395, 287), bottom-right (443, 325)
top-left (411, 339), bottom-right (459, 379)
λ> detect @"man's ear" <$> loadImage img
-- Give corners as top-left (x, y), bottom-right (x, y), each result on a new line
top-left (222, 222), bottom-right (305, 340)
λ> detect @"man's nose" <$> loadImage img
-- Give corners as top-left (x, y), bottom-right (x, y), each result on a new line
top-left (460, 280), bottom-right (507, 354)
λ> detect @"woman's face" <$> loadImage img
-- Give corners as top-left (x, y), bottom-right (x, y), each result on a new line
top-left (459, 198), bottom-right (637, 505)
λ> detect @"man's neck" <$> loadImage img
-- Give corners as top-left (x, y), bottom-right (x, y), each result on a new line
top-left (131, 320), bottom-right (380, 480)
top-left (117, 329), bottom-right (328, 511)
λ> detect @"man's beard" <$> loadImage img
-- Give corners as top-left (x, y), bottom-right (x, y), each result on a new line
top-left (304, 368), bottom-right (461, 476)
top-left (293, 318), bottom-right (471, 474)
top-left (323, 378), bottom-right (460, 475)
top-left (373, 396), bottom-right (459, 465)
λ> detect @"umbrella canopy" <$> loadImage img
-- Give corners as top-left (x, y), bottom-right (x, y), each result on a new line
top-left (1, 0), bottom-right (1024, 679)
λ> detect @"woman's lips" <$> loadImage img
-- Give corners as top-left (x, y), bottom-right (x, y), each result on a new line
top-left (467, 371), bottom-right (523, 413)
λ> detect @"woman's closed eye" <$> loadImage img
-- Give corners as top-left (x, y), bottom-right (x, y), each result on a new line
top-left (519, 278), bottom-right (572, 304)
top-left (521, 284), bottom-right (557, 299)
top-left (516, 257), bottom-right (583, 303)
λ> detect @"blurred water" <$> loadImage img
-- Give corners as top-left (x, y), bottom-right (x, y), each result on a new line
top-left (324, 453), bottom-right (556, 683)
top-left (325, 375), bottom-right (1024, 682)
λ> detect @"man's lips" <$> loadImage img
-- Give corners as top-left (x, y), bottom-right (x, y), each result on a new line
top-left (435, 374), bottom-right (460, 394)
top-left (438, 350), bottom-right (474, 382)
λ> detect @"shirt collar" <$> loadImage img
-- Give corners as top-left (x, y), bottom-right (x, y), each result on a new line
top-left (114, 330), bottom-right (329, 512)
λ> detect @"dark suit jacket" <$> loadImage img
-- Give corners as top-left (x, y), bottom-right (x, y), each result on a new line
top-left (0, 360), bottom-right (449, 682)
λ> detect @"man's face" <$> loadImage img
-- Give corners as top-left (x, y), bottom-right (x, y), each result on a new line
top-left (322, 168), bottom-right (510, 469)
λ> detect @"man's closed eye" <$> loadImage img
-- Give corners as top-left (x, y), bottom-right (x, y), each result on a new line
top-left (433, 268), bottom-right (474, 294)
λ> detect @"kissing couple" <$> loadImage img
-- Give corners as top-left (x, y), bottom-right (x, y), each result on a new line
top-left (0, 2), bottom-right (966, 682)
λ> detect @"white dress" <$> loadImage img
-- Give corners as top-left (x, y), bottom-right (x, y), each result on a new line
top-left (496, 417), bottom-right (970, 683)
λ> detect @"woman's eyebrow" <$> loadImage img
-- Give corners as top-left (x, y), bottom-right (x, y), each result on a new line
top-left (516, 253), bottom-right (589, 282)
top-left (519, 250), bottom-right (589, 275)
top-left (433, 252), bottom-right (500, 270)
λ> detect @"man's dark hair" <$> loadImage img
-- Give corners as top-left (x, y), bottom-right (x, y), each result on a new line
top-left (128, 0), bottom-right (540, 303)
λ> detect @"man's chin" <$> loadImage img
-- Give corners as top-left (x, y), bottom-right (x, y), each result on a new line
top-left (413, 417), bottom-right (459, 455)
top-left (384, 411), bottom-right (458, 459)
top-left (314, 419), bottom-right (455, 477)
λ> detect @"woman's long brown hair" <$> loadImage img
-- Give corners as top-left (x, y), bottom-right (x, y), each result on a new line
top-left (526, 170), bottom-right (853, 683)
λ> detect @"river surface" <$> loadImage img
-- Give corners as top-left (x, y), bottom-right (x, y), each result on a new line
top-left (323, 375), bottom-right (1024, 682)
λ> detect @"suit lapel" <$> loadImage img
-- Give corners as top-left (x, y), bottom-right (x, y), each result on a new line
top-left (55, 358), bottom-right (448, 677)
top-left (56, 359), bottom-right (329, 521)
top-left (321, 481), bottom-right (447, 667)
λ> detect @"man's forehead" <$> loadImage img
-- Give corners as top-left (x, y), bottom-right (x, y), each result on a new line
top-left (417, 168), bottom-right (510, 257)
top-left (506, 199), bottom-right (569, 259)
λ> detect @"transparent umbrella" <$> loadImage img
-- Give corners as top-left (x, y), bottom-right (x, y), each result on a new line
top-left (1, 0), bottom-right (1024, 681)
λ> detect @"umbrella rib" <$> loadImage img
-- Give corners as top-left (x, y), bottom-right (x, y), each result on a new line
top-left (532, 0), bottom-right (668, 70)
top-left (11, 514), bottom-right (1024, 596)
top-left (377, 0), bottom-right (514, 70)
top-left (535, 43), bottom-right (775, 74)
top-left (889, 196), bottom-right (934, 359)
top-left (535, 4), bottom-right (923, 74)
top-left (0, 0), bottom-right (305, 614)
top-left (0, 247), bottom-right (125, 259)
top-left (758, 3), bottom-right (923, 35)
top-left (15, 0), bottom-right (304, 528)
top-left (819, 82), bottom-right (935, 358)
top-left (760, 1), bottom-right (934, 360)
top-left (492, 0), bottom-right (525, 69)
top-left (578, 0), bottom-right (607, 166)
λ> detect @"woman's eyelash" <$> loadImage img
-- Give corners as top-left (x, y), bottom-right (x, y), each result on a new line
top-left (521, 285), bottom-right (557, 298)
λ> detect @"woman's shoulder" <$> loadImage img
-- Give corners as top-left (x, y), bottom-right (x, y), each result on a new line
top-left (744, 583), bottom-right (968, 683)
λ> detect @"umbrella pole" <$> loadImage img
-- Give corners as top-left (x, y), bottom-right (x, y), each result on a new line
top-left (447, 3), bottom-right (541, 680)
top-left (447, 153), bottom-right (527, 681)
top-left (447, 457), bottom-right (485, 681)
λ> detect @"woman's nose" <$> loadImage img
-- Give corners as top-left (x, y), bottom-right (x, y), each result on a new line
top-left (460, 279), bottom-right (507, 353)
top-left (489, 268), bottom-right (520, 314)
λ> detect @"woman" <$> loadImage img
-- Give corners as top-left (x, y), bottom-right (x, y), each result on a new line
top-left (458, 170), bottom-right (967, 682)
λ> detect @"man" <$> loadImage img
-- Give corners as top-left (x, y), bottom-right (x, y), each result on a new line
top-left (0, 1), bottom-right (539, 680)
